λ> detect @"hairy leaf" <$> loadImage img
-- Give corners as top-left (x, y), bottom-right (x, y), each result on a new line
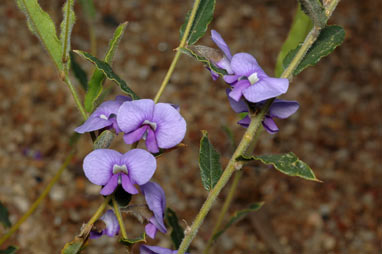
top-left (119, 233), bottom-right (146, 247)
top-left (0, 201), bottom-right (11, 228)
top-left (212, 202), bottom-right (264, 241)
top-left (70, 52), bottom-right (88, 90)
top-left (60, 0), bottom-right (76, 64)
top-left (298, 0), bottom-right (326, 27)
top-left (0, 246), bottom-right (17, 254)
top-left (283, 25), bottom-right (345, 76)
top-left (74, 50), bottom-right (139, 101)
top-left (16, 0), bottom-right (63, 71)
top-left (179, 46), bottom-right (227, 77)
top-left (84, 22), bottom-right (129, 112)
top-left (165, 208), bottom-right (185, 249)
top-left (199, 130), bottom-right (222, 191)
top-left (179, 0), bottom-right (215, 45)
top-left (237, 152), bottom-right (320, 181)
top-left (275, 4), bottom-right (313, 77)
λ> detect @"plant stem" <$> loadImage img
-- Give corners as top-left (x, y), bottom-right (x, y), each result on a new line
top-left (112, 196), bottom-right (128, 239)
top-left (63, 75), bottom-right (88, 120)
top-left (153, 0), bottom-right (201, 103)
top-left (0, 151), bottom-right (74, 246)
top-left (177, 2), bottom-right (341, 252)
top-left (88, 195), bottom-right (112, 225)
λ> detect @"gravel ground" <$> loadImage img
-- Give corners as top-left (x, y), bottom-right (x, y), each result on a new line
top-left (0, 0), bottom-right (381, 253)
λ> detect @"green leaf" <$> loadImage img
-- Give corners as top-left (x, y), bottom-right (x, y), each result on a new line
top-left (179, 0), bottom-right (215, 45)
top-left (179, 46), bottom-right (227, 77)
top-left (0, 246), bottom-right (17, 254)
top-left (199, 130), bottom-right (222, 191)
top-left (298, 0), bottom-right (326, 28)
top-left (0, 201), bottom-right (11, 228)
top-left (61, 241), bottom-right (83, 254)
top-left (60, 0), bottom-right (76, 64)
top-left (275, 4), bottom-right (313, 77)
top-left (119, 233), bottom-right (146, 247)
top-left (16, 0), bottom-right (63, 71)
top-left (165, 208), bottom-right (185, 249)
top-left (93, 130), bottom-right (115, 149)
top-left (61, 224), bottom-right (91, 254)
top-left (283, 25), bottom-right (345, 76)
top-left (74, 50), bottom-right (139, 101)
top-left (212, 202), bottom-right (264, 241)
top-left (237, 152), bottom-right (321, 182)
top-left (84, 22), bottom-right (129, 112)
top-left (70, 52), bottom-right (88, 90)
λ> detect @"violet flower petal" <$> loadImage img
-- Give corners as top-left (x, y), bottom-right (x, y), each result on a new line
top-left (237, 116), bottom-right (250, 128)
top-left (262, 116), bottom-right (279, 134)
top-left (141, 182), bottom-right (167, 233)
top-left (145, 222), bottom-right (157, 239)
top-left (100, 174), bottom-right (119, 195)
top-left (223, 74), bottom-right (241, 84)
top-left (269, 99), bottom-right (299, 119)
top-left (226, 89), bottom-right (248, 113)
top-left (230, 53), bottom-right (262, 76)
top-left (140, 245), bottom-right (176, 254)
top-left (117, 99), bottom-right (155, 133)
top-left (123, 126), bottom-right (148, 144)
top-left (242, 77), bottom-right (289, 103)
top-left (83, 149), bottom-right (121, 186)
top-left (121, 149), bottom-right (156, 185)
top-left (75, 117), bottom-right (112, 134)
top-left (229, 79), bottom-right (251, 102)
top-left (101, 209), bottom-right (120, 237)
top-left (152, 103), bottom-right (186, 149)
top-left (114, 95), bottom-right (131, 103)
top-left (121, 174), bottom-right (139, 194)
top-left (211, 30), bottom-right (232, 60)
top-left (146, 128), bottom-right (160, 153)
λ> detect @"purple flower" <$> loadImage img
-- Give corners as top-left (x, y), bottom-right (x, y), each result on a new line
top-left (117, 99), bottom-right (186, 153)
top-left (83, 148), bottom-right (156, 195)
top-left (211, 30), bottom-right (289, 103)
top-left (227, 93), bottom-right (299, 134)
top-left (90, 209), bottom-right (119, 239)
top-left (75, 96), bottom-right (131, 134)
top-left (141, 182), bottom-right (167, 239)
top-left (140, 245), bottom-right (188, 254)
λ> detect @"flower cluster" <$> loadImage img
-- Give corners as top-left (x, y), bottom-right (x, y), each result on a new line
top-left (209, 30), bottom-right (299, 133)
top-left (76, 97), bottom-right (187, 251)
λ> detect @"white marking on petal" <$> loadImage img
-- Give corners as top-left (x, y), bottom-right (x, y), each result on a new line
top-left (143, 120), bottom-right (157, 131)
top-left (248, 72), bottom-right (259, 85)
top-left (99, 114), bottom-right (108, 120)
top-left (113, 164), bottom-right (128, 174)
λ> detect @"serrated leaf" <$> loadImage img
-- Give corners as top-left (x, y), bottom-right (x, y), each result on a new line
top-left (165, 208), bottom-right (185, 249)
top-left (298, 0), bottom-right (326, 27)
top-left (179, 0), bottom-right (215, 45)
top-left (275, 4), bottom-right (313, 77)
top-left (60, 0), bottom-right (76, 64)
top-left (119, 233), bottom-right (146, 247)
top-left (283, 25), bottom-right (345, 76)
top-left (212, 202), bottom-right (264, 241)
top-left (0, 246), bottom-right (17, 254)
top-left (237, 152), bottom-right (320, 181)
top-left (199, 130), bottom-right (222, 191)
top-left (0, 201), bottom-right (11, 228)
top-left (74, 50), bottom-right (139, 101)
top-left (179, 46), bottom-right (227, 77)
top-left (83, 22), bottom-right (130, 112)
top-left (70, 52), bottom-right (88, 90)
top-left (16, 0), bottom-right (63, 71)
top-left (93, 130), bottom-right (115, 149)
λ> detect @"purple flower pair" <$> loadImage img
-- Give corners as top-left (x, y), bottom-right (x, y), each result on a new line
top-left (90, 209), bottom-right (119, 239)
top-left (211, 30), bottom-right (289, 104)
top-left (75, 98), bottom-right (187, 154)
top-left (227, 93), bottom-right (299, 134)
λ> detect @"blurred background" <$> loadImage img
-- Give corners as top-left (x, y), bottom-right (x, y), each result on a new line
top-left (0, 0), bottom-right (380, 253)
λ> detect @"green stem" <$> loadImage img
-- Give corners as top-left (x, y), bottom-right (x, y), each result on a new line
top-left (0, 151), bottom-right (74, 246)
top-left (177, 2), bottom-right (341, 252)
top-left (112, 196), bottom-right (128, 239)
top-left (88, 196), bottom-right (112, 225)
top-left (63, 75), bottom-right (88, 120)
top-left (153, 0), bottom-right (201, 103)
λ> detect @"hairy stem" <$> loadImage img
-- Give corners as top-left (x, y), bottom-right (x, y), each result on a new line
top-left (0, 151), bottom-right (74, 246)
top-left (177, 1), bottom-right (341, 252)
top-left (112, 196), bottom-right (128, 239)
top-left (153, 0), bottom-right (201, 103)
top-left (63, 75), bottom-right (88, 120)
